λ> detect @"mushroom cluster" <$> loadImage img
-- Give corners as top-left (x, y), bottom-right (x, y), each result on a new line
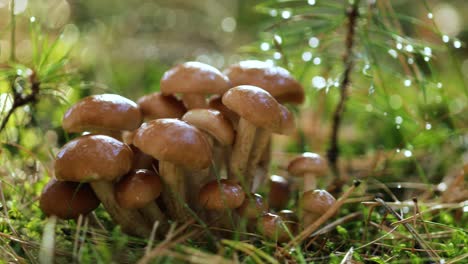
top-left (39, 60), bottom-right (336, 242)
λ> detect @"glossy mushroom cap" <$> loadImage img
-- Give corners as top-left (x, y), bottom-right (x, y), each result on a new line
top-left (39, 179), bottom-right (100, 219)
top-left (55, 135), bottom-right (134, 182)
top-left (268, 175), bottom-right (291, 210)
top-left (276, 104), bottom-right (295, 135)
top-left (62, 94), bottom-right (142, 133)
top-left (225, 60), bottom-right (304, 104)
top-left (208, 95), bottom-right (239, 126)
top-left (222, 85), bottom-right (282, 130)
top-left (198, 179), bottom-right (245, 210)
top-left (237, 193), bottom-right (268, 219)
top-left (115, 169), bottom-right (162, 209)
top-left (278, 210), bottom-right (299, 235)
top-left (302, 189), bottom-right (336, 217)
top-left (137, 92), bottom-right (186, 120)
top-left (133, 119), bottom-right (212, 170)
top-left (288, 152), bottom-right (328, 177)
top-left (257, 213), bottom-right (292, 243)
top-left (182, 109), bottom-right (235, 146)
top-left (160, 61), bottom-right (230, 95)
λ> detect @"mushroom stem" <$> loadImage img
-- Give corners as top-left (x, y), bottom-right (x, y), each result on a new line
top-left (90, 181), bottom-right (150, 236)
top-left (304, 173), bottom-right (317, 191)
top-left (302, 211), bottom-right (320, 228)
top-left (159, 161), bottom-right (189, 221)
top-left (139, 202), bottom-right (169, 237)
top-left (229, 118), bottom-right (256, 183)
top-left (248, 129), bottom-right (271, 192)
top-left (182, 94), bottom-right (208, 109)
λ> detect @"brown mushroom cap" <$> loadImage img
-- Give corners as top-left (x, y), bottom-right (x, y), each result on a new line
top-left (278, 210), bottom-right (299, 235)
top-left (288, 152), bottom-right (328, 177)
top-left (268, 175), bottom-right (291, 210)
top-left (62, 94), bottom-right (142, 133)
top-left (257, 213), bottom-right (292, 243)
top-left (39, 179), bottom-right (100, 220)
top-left (302, 189), bottom-right (336, 216)
top-left (237, 193), bottom-right (268, 219)
top-left (276, 104), bottom-right (295, 135)
top-left (133, 119), bottom-right (212, 170)
top-left (182, 109), bottom-right (235, 146)
top-left (222, 85), bottom-right (281, 130)
top-left (137, 92), bottom-right (186, 120)
top-left (115, 169), bottom-right (162, 209)
top-left (225, 60), bottom-right (304, 104)
top-left (198, 179), bottom-right (245, 210)
top-left (160, 61), bottom-right (230, 95)
top-left (208, 95), bottom-right (239, 126)
top-left (55, 135), bottom-right (134, 182)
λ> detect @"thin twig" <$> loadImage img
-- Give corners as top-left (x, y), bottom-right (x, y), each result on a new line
top-left (327, 0), bottom-right (361, 179)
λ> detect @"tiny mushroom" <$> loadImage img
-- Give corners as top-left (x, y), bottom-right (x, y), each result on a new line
top-left (257, 213), bottom-right (293, 243)
top-left (133, 118), bottom-right (212, 221)
top-left (40, 179), bottom-right (100, 220)
top-left (301, 189), bottom-right (336, 228)
top-left (54, 134), bottom-right (150, 236)
top-left (268, 175), bottom-right (291, 210)
top-left (160, 61), bottom-right (231, 109)
top-left (288, 152), bottom-right (328, 191)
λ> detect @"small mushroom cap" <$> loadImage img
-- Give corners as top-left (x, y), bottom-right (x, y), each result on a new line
top-left (133, 119), bottom-right (212, 170)
top-left (237, 193), bottom-right (268, 219)
top-left (257, 213), bottom-right (292, 243)
top-left (225, 60), bottom-right (304, 104)
top-left (62, 94), bottom-right (142, 133)
top-left (222, 85), bottom-right (281, 130)
top-left (137, 92), bottom-right (186, 120)
top-left (39, 179), bottom-right (100, 220)
top-left (278, 210), bottom-right (299, 235)
top-left (55, 135), bottom-right (134, 182)
top-left (198, 179), bottom-right (245, 210)
top-left (268, 175), bottom-right (291, 210)
top-left (182, 109), bottom-right (235, 146)
top-left (115, 169), bottom-right (162, 209)
top-left (208, 95), bottom-right (239, 126)
top-left (160, 61), bottom-right (230, 95)
top-left (288, 152), bottom-right (328, 177)
top-left (302, 189), bottom-right (336, 215)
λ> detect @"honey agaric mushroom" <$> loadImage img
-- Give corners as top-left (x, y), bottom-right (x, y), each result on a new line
top-left (182, 109), bottom-right (235, 188)
top-left (198, 179), bottom-right (245, 229)
top-left (257, 213), bottom-right (293, 243)
top-left (288, 152), bottom-right (328, 191)
top-left (268, 175), bottom-right (291, 210)
top-left (222, 85), bottom-right (281, 187)
top-left (115, 169), bottom-right (168, 235)
top-left (278, 209), bottom-right (299, 236)
top-left (301, 189), bottom-right (336, 228)
top-left (237, 193), bottom-right (268, 232)
top-left (224, 60), bottom-right (305, 104)
top-left (160, 61), bottom-right (230, 109)
top-left (62, 94), bottom-right (142, 139)
top-left (54, 134), bottom-right (150, 236)
top-left (208, 95), bottom-right (239, 127)
top-left (133, 118), bottom-right (212, 221)
top-left (137, 92), bottom-right (186, 120)
top-left (39, 179), bottom-right (100, 220)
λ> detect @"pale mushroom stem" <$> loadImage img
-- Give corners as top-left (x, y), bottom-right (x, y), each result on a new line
top-left (139, 202), bottom-right (169, 236)
top-left (303, 173), bottom-right (317, 192)
top-left (247, 129), bottom-right (271, 192)
top-left (90, 181), bottom-right (151, 237)
top-left (229, 118), bottom-right (256, 183)
top-left (182, 94), bottom-right (208, 109)
top-left (159, 161), bottom-right (189, 221)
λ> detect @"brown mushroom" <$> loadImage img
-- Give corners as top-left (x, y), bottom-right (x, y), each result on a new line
top-left (62, 94), bottom-right (142, 139)
top-left (208, 95), bottom-right (239, 128)
top-left (222, 85), bottom-right (281, 188)
top-left (257, 213), bottom-right (293, 243)
top-left (160, 61), bottom-right (230, 109)
top-left (288, 152), bottom-right (328, 191)
top-left (54, 134), bottom-right (150, 236)
top-left (115, 169), bottom-right (168, 235)
top-left (133, 118), bottom-right (212, 221)
top-left (237, 193), bottom-right (268, 232)
top-left (301, 189), bottom-right (336, 228)
top-left (278, 209), bottom-right (299, 236)
top-left (137, 92), bottom-right (186, 120)
top-left (39, 179), bottom-right (100, 220)
top-left (199, 179), bottom-right (245, 230)
top-left (268, 175), bottom-right (291, 210)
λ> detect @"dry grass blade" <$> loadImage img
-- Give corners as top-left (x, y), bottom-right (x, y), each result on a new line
top-left (375, 198), bottom-right (441, 262)
top-left (222, 240), bottom-right (279, 264)
top-left (339, 247), bottom-right (354, 264)
top-left (283, 180), bottom-right (361, 250)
